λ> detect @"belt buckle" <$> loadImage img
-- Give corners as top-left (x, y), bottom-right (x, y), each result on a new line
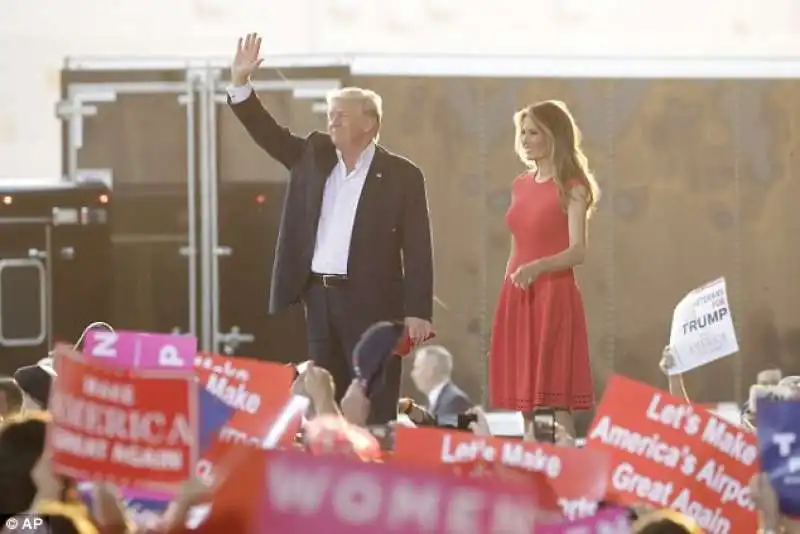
top-left (322, 275), bottom-right (332, 288)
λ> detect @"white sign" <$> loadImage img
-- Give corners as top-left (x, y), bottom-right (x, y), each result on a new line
top-left (668, 277), bottom-right (739, 375)
top-left (485, 411), bottom-right (525, 437)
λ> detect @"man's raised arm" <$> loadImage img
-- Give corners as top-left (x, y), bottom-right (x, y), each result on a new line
top-left (228, 33), bottom-right (305, 170)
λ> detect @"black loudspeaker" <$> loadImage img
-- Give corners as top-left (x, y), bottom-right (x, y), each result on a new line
top-left (0, 183), bottom-right (112, 375)
top-left (217, 182), bottom-right (307, 363)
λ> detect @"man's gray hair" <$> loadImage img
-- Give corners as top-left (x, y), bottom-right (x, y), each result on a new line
top-left (326, 87), bottom-right (383, 140)
top-left (418, 345), bottom-right (454, 375)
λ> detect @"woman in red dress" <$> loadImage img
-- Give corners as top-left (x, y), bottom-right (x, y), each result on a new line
top-left (489, 100), bottom-right (600, 436)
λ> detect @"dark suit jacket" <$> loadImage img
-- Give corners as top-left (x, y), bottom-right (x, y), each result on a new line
top-left (229, 91), bottom-right (433, 323)
top-left (432, 382), bottom-right (474, 416)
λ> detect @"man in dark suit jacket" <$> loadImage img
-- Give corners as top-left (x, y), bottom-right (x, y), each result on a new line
top-left (410, 345), bottom-right (473, 416)
top-left (227, 34), bottom-right (434, 424)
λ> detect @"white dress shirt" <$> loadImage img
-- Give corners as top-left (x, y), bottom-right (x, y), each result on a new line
top-left (312, 143), bottom-right (375, 274)
top-left (227, 82), bottom-right (375, 275)
top-left (427, 380), bottom-right (449, 411)
top-left (228, 84), bottom-right (254, 104)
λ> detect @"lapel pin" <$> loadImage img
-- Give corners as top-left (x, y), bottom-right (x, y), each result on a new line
top-left (376, 172), bottom-right (383, 179)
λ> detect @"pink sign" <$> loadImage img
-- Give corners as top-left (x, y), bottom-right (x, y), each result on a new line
top-left (261, 450), bottom-right (550, 534)
top-left (538, 507), bottom-right (631, 533)
top-left (83, 329), bottom-right (196, 372)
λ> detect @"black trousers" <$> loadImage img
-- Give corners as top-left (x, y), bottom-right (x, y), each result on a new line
top-left (303, 282), bottom-right (401, 425)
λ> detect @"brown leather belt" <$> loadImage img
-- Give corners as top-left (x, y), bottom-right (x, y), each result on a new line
top-left (310, 273), bottom-right (348, 288)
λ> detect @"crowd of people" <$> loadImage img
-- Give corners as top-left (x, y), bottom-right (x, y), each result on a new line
top-left (0, 345), bottom-right (797, 533)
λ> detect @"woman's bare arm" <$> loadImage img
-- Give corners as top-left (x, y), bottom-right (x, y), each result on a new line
top-left (530, 186), bottom-right (588, 274)
top-left (660, 347), bottom-right (690, 402)
top-left (506, 237), bottom-right (516, 274)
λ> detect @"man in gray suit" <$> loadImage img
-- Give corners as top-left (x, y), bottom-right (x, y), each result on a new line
top-left (410, 345), bottom-right (473, 416)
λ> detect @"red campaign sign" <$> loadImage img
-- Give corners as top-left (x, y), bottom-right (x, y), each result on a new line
top-left (585, 374), bottom-right (759, 534)
top-left (49, 345), bottom-right (198, 491)
top-left (184, 447), bottom-right (555, 534)
top-left (184, 445), bottom-right (559, 534)
top-left (392, 426), bottom-right (611, 520)
top-left (259, 449), bottom-right (547, 534)
top-left (194, 354), bottom-right (294, 479)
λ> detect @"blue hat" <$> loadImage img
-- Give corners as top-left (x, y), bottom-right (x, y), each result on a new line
top-left (352, 321), bottom-right (404, 395)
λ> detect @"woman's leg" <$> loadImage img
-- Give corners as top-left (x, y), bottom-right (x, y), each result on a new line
top-left (522, 412), bottom-right (536, 440)
top-left (554, 409), bottom-right (575, 437)
top-left (523, 409), bottom-right (571, 441)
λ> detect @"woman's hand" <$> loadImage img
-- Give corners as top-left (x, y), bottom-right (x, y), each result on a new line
top-left (510, 262), bottom-right (542, 290)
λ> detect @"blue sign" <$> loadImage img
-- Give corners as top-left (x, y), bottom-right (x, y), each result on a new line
top-left (198, 387), bottom-right (235, 454)
top-left (756, 399), bottom-right (800, 517)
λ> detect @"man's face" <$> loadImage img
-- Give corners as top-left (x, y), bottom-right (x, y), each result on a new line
top-left (757, 370), bottom-right (781, 386)
top-left (519, 115), bottom-right (551, 162)
top-left (411, 353), bottom-right (435, 393)
top-left (327, 98), bottom-right (372, 150)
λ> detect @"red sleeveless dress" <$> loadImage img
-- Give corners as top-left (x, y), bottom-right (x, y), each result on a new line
top-left (489, 173), bottom-right (594, 412)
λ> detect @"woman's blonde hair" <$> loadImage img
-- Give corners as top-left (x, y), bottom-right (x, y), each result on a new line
top-left (513, 100), bottom-right (600, 214)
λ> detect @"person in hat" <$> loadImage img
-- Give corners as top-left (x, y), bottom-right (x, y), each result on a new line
top-left (0, 412), bottom-right (133, 534)
top-left (14, 363), bottom-right (56, 411)
top-left (0, 376), bottom-right (23, 421)
top-left (0, 412), bottom-right (96, 533)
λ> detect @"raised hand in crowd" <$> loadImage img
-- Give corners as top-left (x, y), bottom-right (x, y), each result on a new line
top-left (230, 33), bottom-right (263, 86)
top-left (658, 345), bottom-right (674, 374)
top-left (29, 440), bottom-right (62, 503)
top-left (159, 475), bottom-right (214, 532)
top-left (298, 362), bottom-right (341, 418)
top-left (744, 379), bottom-right (800, 433)
top-left (89, 483), bottom-right (129, 534)
top-left (340, 380), bottom-right (370, 426)
top-left (659, 345), bottom-right (690, 402)
top-left (289, 370), bottom-right (307, 398)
